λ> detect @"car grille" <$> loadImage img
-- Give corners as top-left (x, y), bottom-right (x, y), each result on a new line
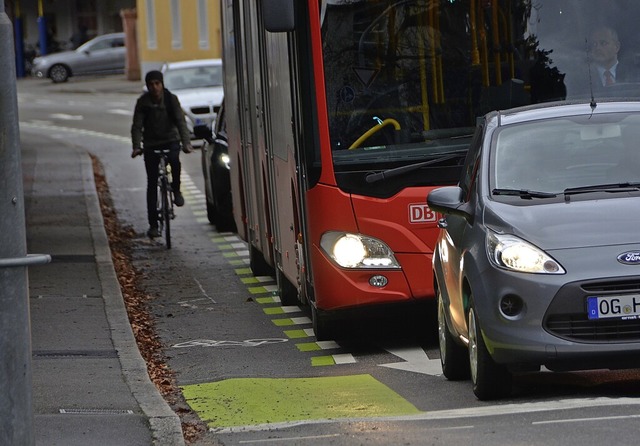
top-left (545, 314), bottom-right (640, 341)
top-left (190, 105), bottom-right (221, 115)
top-left (544, 277), bottom-right (640, 342)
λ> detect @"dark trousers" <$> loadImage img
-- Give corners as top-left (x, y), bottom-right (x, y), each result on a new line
top-left (143, 142), bottom-right (181, 227)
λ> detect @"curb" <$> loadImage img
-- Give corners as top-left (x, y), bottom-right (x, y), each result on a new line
top-left (80, 152), bottom-right (186, 446)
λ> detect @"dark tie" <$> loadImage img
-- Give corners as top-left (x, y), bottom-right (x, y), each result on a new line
top-left (604, 70), bottom-right (615, 86)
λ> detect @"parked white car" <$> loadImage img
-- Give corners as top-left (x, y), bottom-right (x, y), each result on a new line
top-left (161, 59), bottom-right (224, 139)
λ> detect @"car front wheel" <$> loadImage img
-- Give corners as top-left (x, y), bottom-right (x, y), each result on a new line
top-left (49, 64), bottom-right (70, 83)
top-left (468, 300), bottom-right (512, 400)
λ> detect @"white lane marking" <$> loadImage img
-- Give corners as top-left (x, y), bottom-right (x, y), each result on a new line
top-left (108, 109), bottom-right (133, 116)
top-left (49, 113), bottom-right (83, 120)
top-left (193, 277), bottom-right (217, 304)
top-left (380, 345), bottom-right (442, 376)
top-left (533, 413), bottom-right (640, 425)
top-left (332, 353), bottom-right (356, 364)
top-left (316, 340), bottom-right (340, 349)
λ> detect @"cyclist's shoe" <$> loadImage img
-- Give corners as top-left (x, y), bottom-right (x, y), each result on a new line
top-left (173, 191), bottom-right (185, 207)
top-left (147, 226), bottom-right (161, 238)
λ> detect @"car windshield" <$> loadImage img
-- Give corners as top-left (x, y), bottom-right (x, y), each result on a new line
top-left (492, 113), bottom-right (640, 194)
top-left (78, 36), bottom-right (123, 52)
top-left (163, 65), bottom-right (223, 90)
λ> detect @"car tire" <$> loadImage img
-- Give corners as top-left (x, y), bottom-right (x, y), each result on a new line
top-left (206, 198), bottom-right (218, 225)
top-left (468, 301), bottom-right (512, 400)
top-left (49, 64), bottom-right (70, 83)
top-left (438, 289), bottom-right (470, 380)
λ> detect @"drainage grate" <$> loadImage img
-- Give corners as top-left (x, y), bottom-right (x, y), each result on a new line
top-left (59, 408), bottom-right (134, 415)
top-left (32, 350), bottom-right (117, 359)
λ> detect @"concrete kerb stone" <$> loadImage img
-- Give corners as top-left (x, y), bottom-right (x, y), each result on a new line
top-left (80, 152), bottom-right (186, 446)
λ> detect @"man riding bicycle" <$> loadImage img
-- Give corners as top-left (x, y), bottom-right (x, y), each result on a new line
top-left (131, 70), bottom-right (193, 238)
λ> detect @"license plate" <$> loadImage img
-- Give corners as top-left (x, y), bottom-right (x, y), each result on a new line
top-left (587, 295), bottom-right (640, 320)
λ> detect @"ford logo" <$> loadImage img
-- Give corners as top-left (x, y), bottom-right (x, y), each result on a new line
top-left (617, 251), bottom-right (640, 265)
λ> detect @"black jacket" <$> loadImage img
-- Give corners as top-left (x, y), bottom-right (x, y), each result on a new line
top-left (131, 89), bottom-right (190, 150)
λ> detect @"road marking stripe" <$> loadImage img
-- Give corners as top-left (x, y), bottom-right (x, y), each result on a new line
top-left (272, 317), bottom-right (312, 326)
top-left (284, 329), bottom-right (313, 339)
top-left (533, 413), bottom-right (640, 425)
top-left (181, 375), bottom-right (419, 430)
top-left (242, 276), bottom-right (275, 284)
top-left (204, 396), bottom-right (640, 433)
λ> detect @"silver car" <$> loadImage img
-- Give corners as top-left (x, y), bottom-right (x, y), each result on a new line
top-left (31, 32), bottom-right (126, 83)
top-left (428, 100), bottom-right (640, 400)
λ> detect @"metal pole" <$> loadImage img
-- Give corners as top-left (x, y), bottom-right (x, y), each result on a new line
top-left (0, 2), bottom-right (35, 445)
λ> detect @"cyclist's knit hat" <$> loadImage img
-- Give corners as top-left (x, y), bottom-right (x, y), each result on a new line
top-left (145, 70), bottom-right (164, 85)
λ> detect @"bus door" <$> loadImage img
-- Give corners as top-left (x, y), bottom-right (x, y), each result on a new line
top-left (260, 11), bottom-right (304, 305)
top-left (235, 0), bottom-right (276, 275)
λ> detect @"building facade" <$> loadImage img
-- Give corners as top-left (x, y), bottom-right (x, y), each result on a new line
top-left (6, 0), bottom-right (221, 79)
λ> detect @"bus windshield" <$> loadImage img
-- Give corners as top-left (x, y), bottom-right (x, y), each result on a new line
top-left (321, 0), bottom-right (640, 167)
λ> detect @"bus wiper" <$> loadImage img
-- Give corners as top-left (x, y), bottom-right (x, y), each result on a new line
top-left (365, 152), bottom-right (466, 184)
top-left (563, 183), bottom-right (640, 201)
top-left (492, 188), bottom-right (558, 199)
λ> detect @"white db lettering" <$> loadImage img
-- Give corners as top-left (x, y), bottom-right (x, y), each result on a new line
top-left (409, 204), bottom-right (436, 223)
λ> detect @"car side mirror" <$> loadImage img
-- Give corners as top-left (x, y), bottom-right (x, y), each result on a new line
top-left (427, 186), bottom-right (473, 221)
top-left (193, 124), bottom-right (214, 144)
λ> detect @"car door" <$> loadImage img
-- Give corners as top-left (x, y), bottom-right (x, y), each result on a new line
top-left (438, 124), bottom-right (484, 336)
top-left (75, 35), bottom-right (124, 74)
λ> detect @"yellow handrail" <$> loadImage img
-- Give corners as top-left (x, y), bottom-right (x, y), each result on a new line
top-left (348, 118), bottom-right (401, 150)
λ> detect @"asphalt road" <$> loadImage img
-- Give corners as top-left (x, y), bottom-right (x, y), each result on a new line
top-left (16, 75), bottom-right (640, 446)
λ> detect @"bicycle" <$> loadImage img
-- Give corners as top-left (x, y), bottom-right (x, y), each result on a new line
top-left (153, 148), bottom-right (175, 249)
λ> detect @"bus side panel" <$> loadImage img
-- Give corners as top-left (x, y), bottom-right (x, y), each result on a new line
top-left (351, 189), bottom-right (441, 253)
top-left (243, 1), bottom-right (275, 270)
top-left (263, 25), bottom-right (301, 295)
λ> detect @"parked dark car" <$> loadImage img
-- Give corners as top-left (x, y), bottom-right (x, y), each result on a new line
top-left (428, 100), bottom-right (640, 400)
top-left (195, 101), bottom-right (236, 232)
top-left (31, 32), bottom-right (125, 83)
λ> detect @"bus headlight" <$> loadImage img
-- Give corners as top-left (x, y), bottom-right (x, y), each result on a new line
top-left (320, 232), bottom-right (401, 269)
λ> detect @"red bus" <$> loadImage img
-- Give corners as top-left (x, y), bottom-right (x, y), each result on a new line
top-left (219, 0), bottom-right (640, 339)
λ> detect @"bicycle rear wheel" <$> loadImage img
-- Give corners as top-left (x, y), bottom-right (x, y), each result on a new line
top-left (161, 177), bottom-right (172, 249)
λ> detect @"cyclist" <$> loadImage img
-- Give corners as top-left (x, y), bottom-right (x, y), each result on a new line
top-left (131, 70), bottom-right (193, 238)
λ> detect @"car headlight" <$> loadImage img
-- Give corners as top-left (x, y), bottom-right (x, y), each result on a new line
top-left (320, 232), bottom-right (401, 269)
top-left (486, 231), bottom-right (565, 274)
top-left (218, 153), bottom-right (230, 170)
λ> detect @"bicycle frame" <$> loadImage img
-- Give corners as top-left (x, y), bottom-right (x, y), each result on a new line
top-left (154, 149), bottom-right (175, 249)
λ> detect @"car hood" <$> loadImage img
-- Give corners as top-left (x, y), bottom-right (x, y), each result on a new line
top-left (174, 88), bottom-right (223, 108)
top-left (484, 195), bottom-right (640, 249)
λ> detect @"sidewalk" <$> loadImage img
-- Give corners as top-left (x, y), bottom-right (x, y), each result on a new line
top-left (21, 75), bottom-right (185, 445)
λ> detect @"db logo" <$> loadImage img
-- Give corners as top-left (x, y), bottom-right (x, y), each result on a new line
top-left (409, 203), bottom-right (436, 223)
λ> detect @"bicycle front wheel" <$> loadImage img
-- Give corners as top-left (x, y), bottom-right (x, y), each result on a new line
top-left (161, 177), bottom-right (172, 249)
